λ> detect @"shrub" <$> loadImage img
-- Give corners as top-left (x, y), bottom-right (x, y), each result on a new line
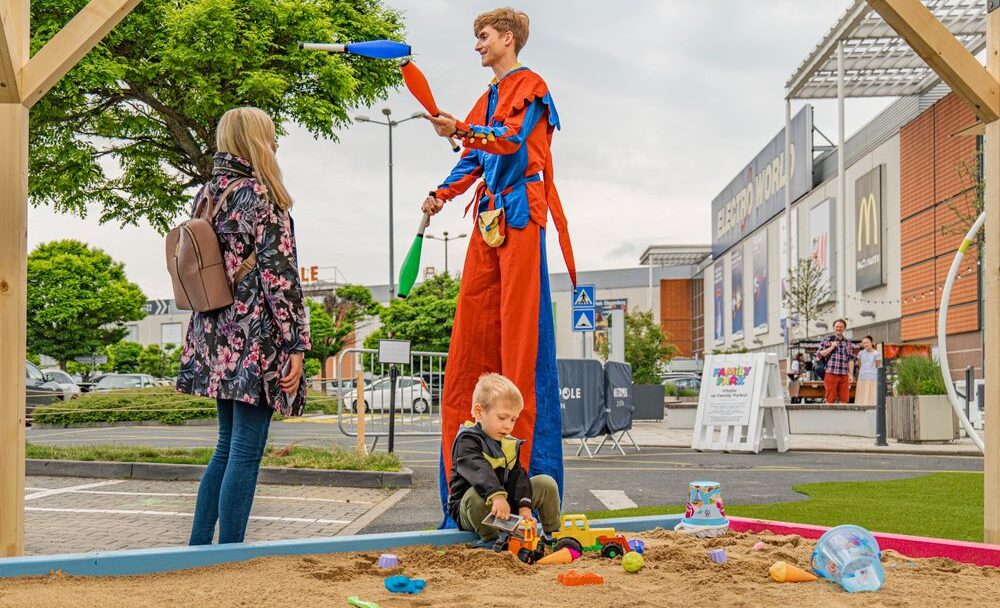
top-left (31, 387), bottom-right (216, 426)
top-left (895, 356), bottom-right (947, 396)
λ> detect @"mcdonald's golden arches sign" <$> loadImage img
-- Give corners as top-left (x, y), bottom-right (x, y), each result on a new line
top-left (855, 165), bottom-right (885, 291)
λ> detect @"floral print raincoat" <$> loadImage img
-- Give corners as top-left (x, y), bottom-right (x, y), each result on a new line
top-left (176, 153), bottom-right (311, 415)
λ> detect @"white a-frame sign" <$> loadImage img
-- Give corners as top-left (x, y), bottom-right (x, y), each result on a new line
top-left (691, 353), bottom-right (789, 453)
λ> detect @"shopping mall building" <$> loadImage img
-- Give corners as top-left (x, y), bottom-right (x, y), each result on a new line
top-left (684, 3), bottom-right (986, 380)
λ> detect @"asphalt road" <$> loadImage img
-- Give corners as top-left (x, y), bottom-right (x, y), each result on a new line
top-left (27, 422), bottom-right (983, 534)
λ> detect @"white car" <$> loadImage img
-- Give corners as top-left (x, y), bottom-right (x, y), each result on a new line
top-left (42, 368), bottom-right (81, 401)
top-left (346, 376), bottom-right (433, 414)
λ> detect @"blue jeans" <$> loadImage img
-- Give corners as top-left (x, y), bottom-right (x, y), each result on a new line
top-left (189, 398), bottom-right (273, 545)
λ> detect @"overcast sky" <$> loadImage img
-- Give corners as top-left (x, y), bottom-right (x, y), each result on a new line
top-left (27, 0), bottom-right (896, 300)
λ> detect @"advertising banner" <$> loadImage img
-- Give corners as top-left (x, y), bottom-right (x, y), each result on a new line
top-left (731, 246), bottom-right (744, 340)
top-left (779, 207), bottom-right (798, 320)
top-left (558, 359), bottom-right (606, 439)
top-left (711, 106), bottom-right (813, 257)
top-left (752, 232), bottom-right (768, 334)
top-left (809, 198), bottom-right (835, 299)
top-left (714, 263), bottom-right (725, 345)
top-left (855, 165), bottom-right (885, 291)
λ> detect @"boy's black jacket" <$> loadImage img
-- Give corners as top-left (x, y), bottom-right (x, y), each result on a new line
top-left (447, 422), bottom-right (532, 526)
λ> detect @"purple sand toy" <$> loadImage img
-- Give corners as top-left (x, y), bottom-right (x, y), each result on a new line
top-left (384, 575), bottom-right (426, 594)
top-left (629, 540), bottom-right (646, 555)
top-left (707, 549), bottom-right (728, 564)
top-left (377, 554), bottom-right (400, 569)
top-left (752, 541), bottom-right (767, 551)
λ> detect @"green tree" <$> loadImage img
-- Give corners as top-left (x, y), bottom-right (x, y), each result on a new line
top-left (107, 341), bottom-right (144, 373)
top-left (137, 343), bottom-right (183, 377)
top-left (604, 309), bottom-right (678, 385)
top-left (30, 0), bottom-right (405, 230)
top-left (784, 257), bottom-right (833, 340)
top-left (323, 284), bottom-right (380, 355)
top-left (365, 274), bottom-right (459, 355)
top-left (27, 240), bottom-right (147, 369)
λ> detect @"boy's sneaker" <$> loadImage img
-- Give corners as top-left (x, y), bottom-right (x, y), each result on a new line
top-left (541, 532), bottom-right (557, 550)
top-left (468, 537), bottom-right (505, 552)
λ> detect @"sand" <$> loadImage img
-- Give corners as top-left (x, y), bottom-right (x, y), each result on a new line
top-left (2, 530), bottom-right (999, 608)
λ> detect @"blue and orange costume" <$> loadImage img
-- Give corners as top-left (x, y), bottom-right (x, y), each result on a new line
top-left (433, 65), bottom-right (576, 527)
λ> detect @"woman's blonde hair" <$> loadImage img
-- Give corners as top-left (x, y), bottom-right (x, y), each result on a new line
top-left (216, 107), bottom-right (293, 210)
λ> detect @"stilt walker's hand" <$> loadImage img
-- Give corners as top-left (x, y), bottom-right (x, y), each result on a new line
top-left (422, 195), bottom-right (444, 216)
top-left (425, 111), bottom-right (458, 138)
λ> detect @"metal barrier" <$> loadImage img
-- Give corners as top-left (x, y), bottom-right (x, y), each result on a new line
top-left (334, 348), bottom-right (446, 450)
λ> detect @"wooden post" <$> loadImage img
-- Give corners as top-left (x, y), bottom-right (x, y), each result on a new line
top-left (355, 371), bottom-right (366, 456)
top-left (983, 6), bottom-right (1000, 546)
top-left (0, 0), bottom-right (29, 560)
top-left (0, 0), bottom-right (141, 557)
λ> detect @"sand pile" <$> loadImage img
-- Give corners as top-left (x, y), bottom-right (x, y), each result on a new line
top-left (2, 530), bottom-right (999, 607)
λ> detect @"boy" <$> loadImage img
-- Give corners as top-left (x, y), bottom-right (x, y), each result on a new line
top-left (447, 373), bottom-right (560, 544)
top-left (424, 6), bottom-right (575, 526)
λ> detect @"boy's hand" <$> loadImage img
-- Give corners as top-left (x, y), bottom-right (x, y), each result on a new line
top-left (490, 495), bottom-right (511, 520)
top-left (518, 507), bottom-right (534, 525)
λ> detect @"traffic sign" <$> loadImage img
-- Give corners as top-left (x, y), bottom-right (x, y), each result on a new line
top-left (572, 309), bottom-right (596, 332)
top-left (573, 285), bottom-right (595, 309)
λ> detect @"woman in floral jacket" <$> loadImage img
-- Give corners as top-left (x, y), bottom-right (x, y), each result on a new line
top-left (177, 107), bottom-right (311, 545)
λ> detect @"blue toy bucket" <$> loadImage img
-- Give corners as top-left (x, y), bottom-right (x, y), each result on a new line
top-left (811, 525), bottom-right (885, 593)
top-left (679, 481), bottom-right (728, 527)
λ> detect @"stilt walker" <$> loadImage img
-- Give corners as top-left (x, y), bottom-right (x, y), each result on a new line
top-left (420, 8), bottom-right (575, 526)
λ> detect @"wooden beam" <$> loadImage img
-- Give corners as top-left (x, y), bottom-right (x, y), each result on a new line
top-left (0, 102), bottom-right (28, 558)
top-left (0, 6), bottom-right (21, 102)
top-left (19, 0), bottom-right (141, 108)
top-left (867, 0), bottom-right (1000, 123)
top-left (983, 6), bottom-right (1000, 547)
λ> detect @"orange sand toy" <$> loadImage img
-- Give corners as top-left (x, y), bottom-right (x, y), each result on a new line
top-left (538, 548), bottom-right (575, 565)
top-left (769, 561), bottom-right (818, 583)
top-left (557, 571), bottom-right (604, 586)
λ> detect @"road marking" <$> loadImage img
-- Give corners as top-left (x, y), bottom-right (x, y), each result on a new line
top-left (590, 490), bottom-right (637, 511)
top-left (23, 487), bottom-right (375, 505)
top-left (336, 489), bottom-right (411, 537)
top-left (24, 507), bottom-right (351, 525)
top-left (24, 480), bottom-right (125, 501)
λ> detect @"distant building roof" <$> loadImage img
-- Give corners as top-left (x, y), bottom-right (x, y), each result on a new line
top-left (639, 245), bottom-right (712, 268)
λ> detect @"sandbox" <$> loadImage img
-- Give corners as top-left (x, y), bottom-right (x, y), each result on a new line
top-left (1, 516), bottom-right (999, 608)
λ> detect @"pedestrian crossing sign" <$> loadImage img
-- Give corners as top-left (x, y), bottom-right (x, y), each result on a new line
top-left (573, 309), bottom-right (596, 332)
top-left (573, 285), bottom-right (595, 308)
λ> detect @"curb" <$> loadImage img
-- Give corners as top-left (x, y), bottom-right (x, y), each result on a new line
top-left (633, 441), bottom-right (982, 457)
top-left (26, 459), bottom-right (412, 488)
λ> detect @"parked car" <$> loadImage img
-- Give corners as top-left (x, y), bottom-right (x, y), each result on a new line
top-left (419, 371), bottom-right (446, 404)
top-left (26, 361), bottom-right (62, 420)
top-left (77, 373), bottom-right (107, 393)
top-left (345, 376), bottom-right (433, 414)
top-left (662, 372), bottom-right (702, 392)
top-left (93, 373), bottom-right (159, 391)
top-left (42, 368), bottom-right (82, 401)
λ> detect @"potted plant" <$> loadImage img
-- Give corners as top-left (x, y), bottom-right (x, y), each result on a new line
top-left (887, 356), bottom-right (959, 442)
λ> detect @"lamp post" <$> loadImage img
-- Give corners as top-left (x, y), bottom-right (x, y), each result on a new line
top-left (425, 230), bottom-right (468, 275)
top-left (354, 109), bottom-right (426, 299)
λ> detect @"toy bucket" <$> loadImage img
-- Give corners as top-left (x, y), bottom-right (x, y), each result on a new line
top-left (680, 481), bottom-right (728, 527)
top-left (811, 525), bottom-right (885, 593)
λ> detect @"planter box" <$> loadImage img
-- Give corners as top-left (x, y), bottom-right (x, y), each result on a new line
top-left (633, 384), bottom-right (665, 421)
top-left (887, 395), bottom-right (960, 442)
top-left (665, 402), bottom-right (697, 429)
top-left (786, 404), bottom-right (875, 438)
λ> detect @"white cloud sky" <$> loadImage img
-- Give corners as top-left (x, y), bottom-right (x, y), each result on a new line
top-left (27, 0), bottom-right (897, 300)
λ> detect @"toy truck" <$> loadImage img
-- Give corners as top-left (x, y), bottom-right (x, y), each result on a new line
top-left (552, 514), bottom-right (631, 559)
top-left (507, 520), bottom-right (546, 564)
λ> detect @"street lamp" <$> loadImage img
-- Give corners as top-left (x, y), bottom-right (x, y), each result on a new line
top-left (354, 109), bottom-right (426, 299)
top-left (425, 231), bottom-right (468, 275)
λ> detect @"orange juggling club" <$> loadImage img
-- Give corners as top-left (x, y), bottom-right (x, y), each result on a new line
top-left (399, 59), bottom-right (460, 152)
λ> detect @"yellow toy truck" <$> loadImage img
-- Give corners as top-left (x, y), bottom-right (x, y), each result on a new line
top-left (552, 514), bottom-right (631, 559)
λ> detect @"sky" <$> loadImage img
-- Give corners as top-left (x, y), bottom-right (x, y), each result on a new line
top-left (26, 0), bottom-right (898, 300)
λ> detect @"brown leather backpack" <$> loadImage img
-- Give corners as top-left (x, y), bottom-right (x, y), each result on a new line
top-left (166, 178), bottom-right (256, 312)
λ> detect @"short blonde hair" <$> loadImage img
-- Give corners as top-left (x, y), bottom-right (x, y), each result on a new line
top-left (473, 373), bottom-right (523, 412)
top-left (474, 7), bottom-right (529, 54)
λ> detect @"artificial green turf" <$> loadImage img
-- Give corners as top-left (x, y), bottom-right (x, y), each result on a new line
top-left (583, 472), bottom-right (984, 542)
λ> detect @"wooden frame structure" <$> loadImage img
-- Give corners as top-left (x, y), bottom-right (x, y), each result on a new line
top-left (0, 0), bottom-right (141, 557)
top-left (865, 0), bottom-right (1000, 546)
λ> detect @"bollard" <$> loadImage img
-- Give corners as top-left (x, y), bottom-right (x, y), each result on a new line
top-left (965, 364), bottom-right (974, 422)
top-left (388, 364), bottom-right (398, 453)
top-left (875, 366), bottom-right (888, 446)
top-left (356, 371), bottom-right (366, 457)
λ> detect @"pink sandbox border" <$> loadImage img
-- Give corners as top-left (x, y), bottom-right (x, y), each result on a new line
top-left (727, 516), bottom-right (1000, 568)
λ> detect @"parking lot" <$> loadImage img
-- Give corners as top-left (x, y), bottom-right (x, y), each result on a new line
top-left (23, 475), bottom-right (404, 555)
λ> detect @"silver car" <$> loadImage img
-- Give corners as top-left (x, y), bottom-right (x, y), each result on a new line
top-left (345, 376), bottom-right (433, 414)
top-left (42, 368), bottom-right (82, 401)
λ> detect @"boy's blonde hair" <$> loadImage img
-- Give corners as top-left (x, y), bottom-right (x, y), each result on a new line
top-left (472, 373), bottom-right (523, 412)
top-left (474, 7), bottom-right (529, 54)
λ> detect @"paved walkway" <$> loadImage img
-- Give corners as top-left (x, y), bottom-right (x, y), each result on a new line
top-left (24, 475), bottom-right (404, 556)
top-left (625, 420), bottom-right (982, 456)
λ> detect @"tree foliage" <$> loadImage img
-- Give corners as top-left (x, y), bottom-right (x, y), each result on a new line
top-left (365, 274), bottom-right (459, 354)
top-left (612, 309), bottom-right (678, 385)
top-left (27, 240), bottom-right (147, 368)
top-left (319, 284), bottom-right (379, 359)
top-left (784, 257), bottom-right (833, 340)
top-left (30, 0), bottom-right (405, 230)
top-left (107, 341), bottom-right (144, 373)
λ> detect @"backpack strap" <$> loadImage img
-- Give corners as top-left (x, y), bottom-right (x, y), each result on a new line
top-left (201, 177), bottom-right (252, 221)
